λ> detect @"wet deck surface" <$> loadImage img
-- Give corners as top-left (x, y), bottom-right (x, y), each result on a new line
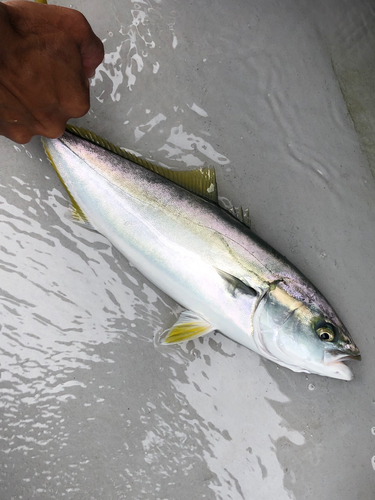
top-left (0, 0), bottom-right (374, 498)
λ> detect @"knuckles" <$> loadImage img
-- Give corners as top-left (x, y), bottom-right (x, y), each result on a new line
top-left (4, 127), bottom-right (33, 145)
top-left (0, 91), bottom-right (90, 143)
top-left (3, 122), bottom-right (66, 144)
top-left (69, 98), bottom-right (90, 119)
top-left (60, 90), bottom-right (90, 119)
top-left (36, 122), bottom-right (66, 140)
top-left (64, 8), bottom-right (92, 38)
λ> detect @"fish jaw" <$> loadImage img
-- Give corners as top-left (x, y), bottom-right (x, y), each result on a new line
top-left (322, 351), bottom-right (361, 381)
top-left (320, 360), bottom-right (353, 381)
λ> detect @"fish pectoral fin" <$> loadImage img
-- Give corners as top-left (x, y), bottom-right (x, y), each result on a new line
top-left (161, 311), bottom-right (215, 344)
top-left (216, 268), bottom-right (257, 297)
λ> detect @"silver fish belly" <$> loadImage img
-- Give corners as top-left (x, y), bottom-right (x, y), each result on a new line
top-left (43, 131), bottom-right (360, 380)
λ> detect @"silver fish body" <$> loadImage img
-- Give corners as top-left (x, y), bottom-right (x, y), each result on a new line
top-left (43, 132), bottom-right (360, 380)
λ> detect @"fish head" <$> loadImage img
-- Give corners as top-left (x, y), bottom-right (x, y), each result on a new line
top-left (253, 282), bottom-right (361, 380)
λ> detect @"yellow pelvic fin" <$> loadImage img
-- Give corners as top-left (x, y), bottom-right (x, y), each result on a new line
top-left (162, 311), bottom-right (215, 344)
top-left (42, 139), bottom-right (90, 225)
top-left (66, 124), bottom-right (218, 203)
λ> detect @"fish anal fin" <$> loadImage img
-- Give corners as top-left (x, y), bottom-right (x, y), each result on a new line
top-left (65, 124), bottom-right (218, 203)
top-left (70, 206), bottom-right (95, 229)
top-left (216, 268), bottom-right (257, 297)
top-left (162, 311), bottom-right (215, 344)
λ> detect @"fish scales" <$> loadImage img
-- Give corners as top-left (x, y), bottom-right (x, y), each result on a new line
top-left (43, 131), bottom-right (361, 380)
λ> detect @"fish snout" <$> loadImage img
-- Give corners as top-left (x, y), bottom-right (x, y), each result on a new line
top-left (324, 346), bottom-right (361, 365)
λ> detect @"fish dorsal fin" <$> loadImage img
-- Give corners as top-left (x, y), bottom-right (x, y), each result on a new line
top-left (161, 310), bottom-right (215, 344)
top-left (43, 140), bottom-right (91, 225)
top-left (65, 124), bottom-right (218, 203)
top-left (228, 205), bottom-right (251, 228)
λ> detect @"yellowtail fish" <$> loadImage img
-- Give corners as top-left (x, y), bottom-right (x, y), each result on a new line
top-left (42, 126), bottom-right (361, 380)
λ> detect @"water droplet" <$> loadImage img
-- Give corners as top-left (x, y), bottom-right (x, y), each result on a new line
top-left (308, 383), bottom-right (315, 391)
top-left (371, 427), bottom-right (375, 436)
top-left (371, 456), bottom-right (375, 471)
top-left (108, 31), bottom-right (113, 37)
top-left (320, 252), bottom-right (327, 259)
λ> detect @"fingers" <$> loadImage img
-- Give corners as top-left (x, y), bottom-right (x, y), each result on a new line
top-left (0, 35), bottom-right (88, 143)
top-left (25, 34), bottom-right (91, 125)
top-left (1, 125), bottom-right (33, 145)
top-left (0, 2), bottom-right (104, 143)
top-left (0, 81), bottom-right (34, 144)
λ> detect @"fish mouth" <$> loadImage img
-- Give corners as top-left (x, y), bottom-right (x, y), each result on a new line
top-left (323, 350), bottom-right (361, 381)
top-left (324, 349), bottom-right (361, 364)
top-left (334, 353), bottom-right (361, 362)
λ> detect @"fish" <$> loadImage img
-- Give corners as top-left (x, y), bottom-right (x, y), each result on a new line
top-left (42, 125), bottom-right (361, 380)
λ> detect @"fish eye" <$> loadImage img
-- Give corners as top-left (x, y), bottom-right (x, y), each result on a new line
top-left (316, 326), bottom-right (335, 342)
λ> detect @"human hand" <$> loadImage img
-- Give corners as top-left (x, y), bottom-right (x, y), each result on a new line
top-left (0, 0), bottom-right (104, 144)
